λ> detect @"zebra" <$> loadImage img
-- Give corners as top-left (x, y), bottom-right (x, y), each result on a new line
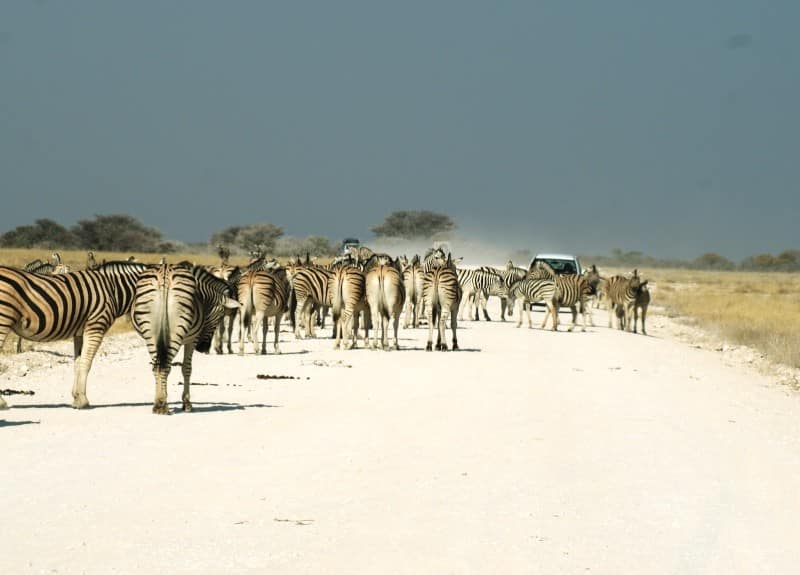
top-left (535, 261), bottom-right (593, 332)
top-left (206, 263), bottom-right (243, 353)
top-left (365, 260), bottom-right (406, 350)
top-left (457, 267), bottom-right (505, 321)
top-left (505, 276), bottom-right (559, 330)
top-left (131, 262), bottom-right (239, 414)
top-left (330, 266), bottom-right (369, 350)
top-left (480, 263), bottom-right (528, 320)
top-left (421, 247), bottom-right (448, 274)
top-left (401, 255), bottom-right (424, 328)
top-left (602, 269), bottom-right (648, 333)
top-left (290, 265), bottom-right (335, 339)
top-left (86, 251), bottom-right (99, 270)
top-left (422, 252), bottom-right (462, 351)
top-left (633, 279), bottom-right (650, 335)
top-left (347, 245), bottom-right (375, 267)
top-left (582, 264), bottom-right (603, 323)
top-left (22, 251), bottom-right (69, 275)
top-left (14, 254), bottom-right (73, 353)
top-left (0, 260), bottom-right (150, 409)
top-left (237, 267), bottom-right (290, 355)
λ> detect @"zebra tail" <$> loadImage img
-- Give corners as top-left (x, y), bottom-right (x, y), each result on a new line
top-left (154, 289), bottom-right (171, 370)
top-left (241, 282), bottom-right (255, 334)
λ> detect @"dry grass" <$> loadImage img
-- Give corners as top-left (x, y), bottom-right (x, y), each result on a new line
top-left (636, 268), bottom-right (800, 369)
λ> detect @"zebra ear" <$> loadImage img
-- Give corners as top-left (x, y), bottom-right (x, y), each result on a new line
top-left (640, 279), bottom-right (649, 287)
top-left (632, 268), bottom-right (638, 277)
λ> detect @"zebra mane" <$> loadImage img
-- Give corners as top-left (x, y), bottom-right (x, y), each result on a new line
top-left (535, 260), bottom-right (557, 279)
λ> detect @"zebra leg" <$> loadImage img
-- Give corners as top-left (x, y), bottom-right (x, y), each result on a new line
top-left (426, 306), bottom-right (435, 351)
top-left (370, 307), bottom-right (380, 350)
top-left (526, 302), bottom-right (534, 329)
top-left (261, 312), bottom-right (269, 355)
top-left (181, 344), bottom-right (195, 412)
top-left (392, 310), bottom-right (401, 350)
top-left (450, 307), bottom-right (459, 351)
top-left (437, 308), bottom-right (448, 351)
top-left (71, 327), bottom-right (107, 409)
top-left (568, 305), bottom-right (578, 332)
top-left (640, 305), bottom-right (648, 336)
top-left (152, 364), bottom-right (171, 415)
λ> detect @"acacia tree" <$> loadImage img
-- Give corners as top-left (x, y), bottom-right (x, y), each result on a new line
top-left (0, 218), bottom-right (78, 248)
top-left (71, 214), bottom-right (167, 252)
top-left (370, 210), bottom-right (456, 240)
top-left (209, 223), bottom-right (284, 253)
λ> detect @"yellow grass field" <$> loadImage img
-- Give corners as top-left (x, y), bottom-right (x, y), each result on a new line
top-left (2, 249), bottom-right (799, 369)
top-left (634, 268), bottom-right (800, 369)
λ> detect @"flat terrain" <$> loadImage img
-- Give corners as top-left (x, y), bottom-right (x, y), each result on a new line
top-left (2, 302), bottom-right (800, 574)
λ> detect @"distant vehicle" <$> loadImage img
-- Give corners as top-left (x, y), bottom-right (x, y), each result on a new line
top-left (340, 238), bottom-right (361, 255)
top-left (529, 253), bottom-right (582, 276)
top-left (527, 253), bottom-right (583, 311)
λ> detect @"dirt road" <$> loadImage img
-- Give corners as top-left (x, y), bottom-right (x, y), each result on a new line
top-left (2, 302), bottom-right (799, 574)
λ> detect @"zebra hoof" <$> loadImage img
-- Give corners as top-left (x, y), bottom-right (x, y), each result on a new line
top-left (72, 396), bottom-right (90, 410)
top-left (452, 342), bottom-right (459, 351)
top-left (152, 403), bottom-right (170, 415)
top-left (182, 402), bottom-right (193, 412)
top-left (425, 342), bottom-right (433, 351)
top-left (438, 343), bottom-right (448, 351)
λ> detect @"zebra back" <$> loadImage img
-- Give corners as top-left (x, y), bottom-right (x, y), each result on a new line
top-left (0, 261), bottom-right (150, 343)
top-left (131, 263), bottom-right (200, 369)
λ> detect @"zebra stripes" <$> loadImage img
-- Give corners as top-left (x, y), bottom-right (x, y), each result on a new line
top-left (206, 263), bottom-right (243, 354)
top-left (401, 255), bottom-right (424, 329)
top-left (330, 266), bottom-right (369, 350)
top-left (237, 267), bottom-right (290, 355)
top-left (289, 266), bottom-right (335, 339)
top-left (365, 261), bottom-right (405, 350)
top-left (0, 261), bottom-right (150, 409)
top-left (131, 262), bottom-right (239, 413)
top-left (602, 269), bottom-right (648, 334)
top-left (457, 267), bottom-right (505, 321)
top-left (422, 254), bottom-right (461, 351)
top-left (534, 261), bottom-right (593, 332)
top-left (506, 276), bottom-right (559, 330)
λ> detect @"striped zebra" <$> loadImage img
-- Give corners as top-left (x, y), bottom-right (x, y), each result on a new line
top-left (0, 260), bottom-right (150, 409)
top-left (401, 255), bottom-right (424, 328)
top-left (632, 280), bottom-right (650, 335)
top-left (535, 261), bottom-right (593, 332)
top-left (601, 269), bottom-right (648, 333)
top-left (365, 260), bottom-right (406, 350)
top-left (289, 265), bottom-right (335, 339)
top-left (131, 262), bottom-right (239, 414)
top-left (237, 267), bottom-right (290, 355)
top-left (582, 264), bottom-right (603, 323)
top-left (346, 245), bottom-right (375, 267)
top-left (421, 247), bottom-right (448, 274)
top-left (457, 267), bottom-right (505, 321)
top-left (14, 254), bottom-right (72, 353)
top-left (330, 266), bottom-right (369, 350)
top-left (422, 253), bottom-right (462, 351)
top-left (506, 276), bottom-right (559, 330)
top-left (481, 263), bottom-right (527, 320)
top-left (205, 263), bottom-right (243, 354)
top-left (22, 252), bottom-right (69, 275)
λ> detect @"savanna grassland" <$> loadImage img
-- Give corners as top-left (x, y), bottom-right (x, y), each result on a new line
top-left (2, 248), bottom-right (799, 370)
top-left (641, 268), bottom-right (800, 369)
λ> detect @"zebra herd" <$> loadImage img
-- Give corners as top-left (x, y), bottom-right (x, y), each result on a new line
top-left (0, 248), bottom-right (649, 413)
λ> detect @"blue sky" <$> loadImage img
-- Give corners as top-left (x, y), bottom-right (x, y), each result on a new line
top-left (1, 1), bottom-right (797, 259)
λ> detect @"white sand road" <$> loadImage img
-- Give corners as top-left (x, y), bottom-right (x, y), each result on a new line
top-left (2, 301), bottom-right (800, 574)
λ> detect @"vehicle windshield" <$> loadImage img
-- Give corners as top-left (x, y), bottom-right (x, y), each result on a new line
top-left (537, 258), bottom-right (577, 275)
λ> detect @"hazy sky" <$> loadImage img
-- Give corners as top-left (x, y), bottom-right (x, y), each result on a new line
top-left (1, 1), bottom-right (797, 259)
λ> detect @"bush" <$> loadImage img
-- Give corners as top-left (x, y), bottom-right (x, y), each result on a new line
top-left (0, 218), bottom-right (79, 249)
top-left (370, 210), bottom-right (456, 240)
